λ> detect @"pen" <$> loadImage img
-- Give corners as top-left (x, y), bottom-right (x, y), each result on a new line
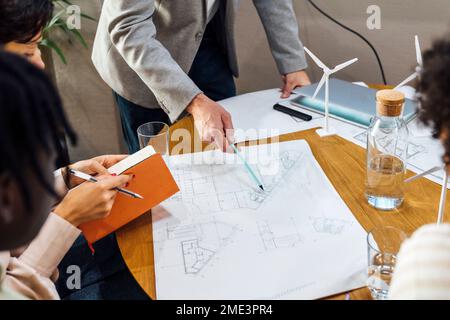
top-left (229, 144), bottom-right (265, 191)
top-left (68, 169), bottom-right (144, 199)
top-left (273, 103), bottom-right (313, 122)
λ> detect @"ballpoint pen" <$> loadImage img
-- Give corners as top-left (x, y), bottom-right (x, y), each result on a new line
top-left (68, 168), bottom-right (144, 199)
top-left (229, 144), bottom-right (265, 191)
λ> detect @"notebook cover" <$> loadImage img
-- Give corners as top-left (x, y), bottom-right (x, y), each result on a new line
top-left (291, 78), bottom-right (418, 127)
top-left (79, 153), bottom-right (180, 244)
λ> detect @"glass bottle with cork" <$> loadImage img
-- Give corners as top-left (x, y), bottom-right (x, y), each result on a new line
top-left (365, 90), bottom-right (409, 210)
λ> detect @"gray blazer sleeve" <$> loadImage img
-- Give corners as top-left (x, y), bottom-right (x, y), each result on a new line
top-left (253, 0), bottom-right (308, 75)
top-left (104, 0), bottom-right (201, 122)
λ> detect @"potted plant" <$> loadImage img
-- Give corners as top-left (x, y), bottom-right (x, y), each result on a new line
top-left (41, 0), bottom-right (95, 69)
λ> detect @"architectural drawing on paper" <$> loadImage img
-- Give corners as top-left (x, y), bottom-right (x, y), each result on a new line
top-left (162, 220), bottom-right (240, 275)
top-left (311, 217), bottom-right (349, 235)
top-left (257, 217), bottom-right (303, 251)
top-left (181, 240), bottom-right (215, 275)
top-left (169, 150), bottom-right (303, 215)
top-left (169, 167), bottom-right (267, 213)
top-left (353, 131), bottom-right (426, 159)
top-left (154, 140), bottom-right (370, 300)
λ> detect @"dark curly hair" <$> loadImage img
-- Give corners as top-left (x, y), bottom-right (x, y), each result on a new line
top-left (0, 0), bottom-right (54, 44)
top-left (0, 52), bottom-right (77, 208)
top-left (417, 35), bottom-right (450, 165)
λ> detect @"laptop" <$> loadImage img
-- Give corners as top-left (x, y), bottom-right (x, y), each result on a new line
top-left (291, 78), bottom-right (418, 127)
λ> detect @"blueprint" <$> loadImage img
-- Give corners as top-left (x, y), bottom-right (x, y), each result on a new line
top-left (153, 140), bottom-right (368, 300)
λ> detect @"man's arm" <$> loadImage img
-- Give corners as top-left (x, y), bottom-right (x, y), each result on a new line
top-left (252, 0), bottom-right (310, 97)
top-left (253, 0), bottom-right (307, 74)
top-left (104, 0), bottom-right (201, 122)
top-left (103, 0), bottom-right (233, 150)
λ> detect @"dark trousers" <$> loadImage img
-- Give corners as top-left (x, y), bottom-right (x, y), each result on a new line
top-left (115, 14), bottom-right (236, 154)
top-left (56, 15), bottom-right (236, 300)
top-left (56, 234), bottom-right (148, 300)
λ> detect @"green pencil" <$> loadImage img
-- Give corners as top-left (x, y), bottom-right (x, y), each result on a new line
top-left (230, 144), bottom-right (265, 192)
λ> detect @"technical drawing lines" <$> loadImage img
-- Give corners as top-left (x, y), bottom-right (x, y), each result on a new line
top-left (181, 240), bottom-right (215, 275)
top-left (311, 217), bottom-right (349, 235)
top-left (353, 131), bottom-right (426, 159)
top-left (165, 220), bottom-right (240, 275)
top-left (257, 218), bottom-right (303, 251)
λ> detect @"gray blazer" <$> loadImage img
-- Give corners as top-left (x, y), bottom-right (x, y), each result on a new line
top-left (92, 0), bottom-right (307, 123)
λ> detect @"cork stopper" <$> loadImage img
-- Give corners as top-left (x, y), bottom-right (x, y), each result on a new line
top-left (376, 90), bottom-right (405, 117)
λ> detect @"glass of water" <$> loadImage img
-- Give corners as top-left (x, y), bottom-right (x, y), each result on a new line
top-left (367, 226), bottom-right (407, 300)
top-left (137, 122), bottom-right (170, 156)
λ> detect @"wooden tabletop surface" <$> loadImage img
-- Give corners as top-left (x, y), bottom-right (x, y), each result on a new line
top-left (116, 115), bottom-right (448, 300)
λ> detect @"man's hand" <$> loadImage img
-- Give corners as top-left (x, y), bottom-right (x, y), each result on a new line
top-left (186, 93), bottom-right (234, 152)
top-left (281, 70), bottom-right (311, 99)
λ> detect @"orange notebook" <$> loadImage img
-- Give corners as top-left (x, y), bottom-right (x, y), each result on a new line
top-left (79, 147), bottom-right (179, 244)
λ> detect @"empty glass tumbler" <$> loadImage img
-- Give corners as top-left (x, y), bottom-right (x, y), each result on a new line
top-left (137, 122), bottom-right (170, 156)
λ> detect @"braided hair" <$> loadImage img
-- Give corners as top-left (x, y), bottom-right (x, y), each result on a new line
top-left (417, 35), bottom-right (450, 165)
top-left (0, 52), bottom-right (77, 208)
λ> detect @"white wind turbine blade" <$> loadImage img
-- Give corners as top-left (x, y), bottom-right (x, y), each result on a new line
top-left (312, 73), bottom-right (327, 99)
top-left (304, 47), bottom-right (327, 69)
top-left (394, 72), bottom-right (418, 90)
top-left (415, 35), bottom-right (423, 66)
top-left (331, 58), bottom-right (359, 73)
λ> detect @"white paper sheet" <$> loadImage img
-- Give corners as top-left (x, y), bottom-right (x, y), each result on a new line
top-left (153, 140), bottom-right (368, 300)
top-left (223, 89), bottom-right (323, 143)
top-left (345, 120), bottom-right (447, 188)
top-left (222, 89), bottom-right (446, 187)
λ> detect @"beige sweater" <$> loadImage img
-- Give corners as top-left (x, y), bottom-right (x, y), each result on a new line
top-left (390, 224), bottom-right (450, 300)
top-left (0, 172), bottom-right (81, 300)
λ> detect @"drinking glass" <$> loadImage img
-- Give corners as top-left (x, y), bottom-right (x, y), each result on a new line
top-left (367, 226), bottom-right (407, 300)
top-left (137, 122), bottom-right (170, 156)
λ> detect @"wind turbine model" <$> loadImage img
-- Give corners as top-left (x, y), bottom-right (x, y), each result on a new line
top-left (304, 47), bottom-right (358, 137)
top-left (406, 166), bottom-right (448, 224)
top-left (394, 35), bottom-right (423, 90)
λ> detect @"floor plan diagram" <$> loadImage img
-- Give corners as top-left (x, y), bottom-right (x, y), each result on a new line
top-left (257, 218), bottom-right (303, 252)
top-left (168, 150), bottom-right (304, 215)
top-left (153, 140), bottom-right (368, 300)
top-left (155, 219), bottom-right (240, 276)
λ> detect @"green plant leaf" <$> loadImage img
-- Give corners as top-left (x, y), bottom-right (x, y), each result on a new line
top-left (69, 28), bottom-right (88, 48)
top-left (80, 13), bottom-right (97, 22)
top-left (46, 9), bottom-right (65, 30)
top-left (43, 1), bottom-right (96, 64)
top-left (40, 38), bottom-right (67, 65)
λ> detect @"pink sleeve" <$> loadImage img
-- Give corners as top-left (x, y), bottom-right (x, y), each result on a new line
top-left (2, 213), bottom-right (81, 300)
top-left (19, 213), bottom-right (81, 278)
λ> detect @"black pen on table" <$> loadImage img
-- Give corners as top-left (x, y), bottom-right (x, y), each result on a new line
top-left (273, 103), bottom-right (312, 122)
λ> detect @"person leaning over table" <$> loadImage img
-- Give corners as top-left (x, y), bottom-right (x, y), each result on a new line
top-left (389, 35), bottom-right (450, 300)
top-left (0, 0), bottom-right (145, 300)
top-left (92, 0), bottom-right (311, 154)
top-left (0, 52), bottom-right (132, 299)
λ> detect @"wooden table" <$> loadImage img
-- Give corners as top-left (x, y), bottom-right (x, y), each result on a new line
top-left (116, 116), bottom-right (449, 300)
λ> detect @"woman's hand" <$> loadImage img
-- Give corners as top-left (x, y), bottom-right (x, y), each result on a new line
top-left (64, 155), bottom-right (128, 189)
top-left (54, 174), bottom-right (132, 227)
